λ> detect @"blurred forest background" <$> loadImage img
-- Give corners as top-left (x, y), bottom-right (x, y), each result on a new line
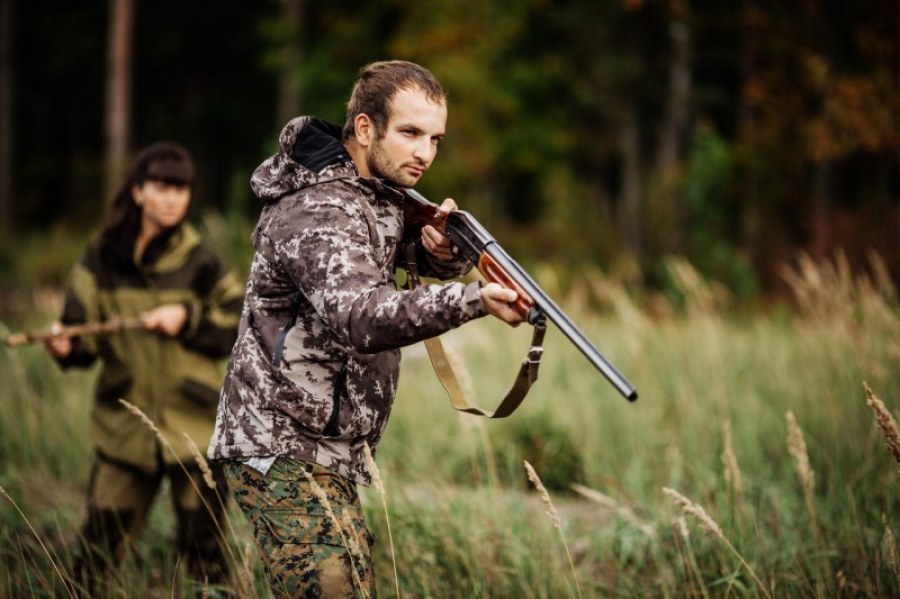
top-left (0, 0), bottom-right (897, 299)
top-left (2, 2), bottom-right (900, 596)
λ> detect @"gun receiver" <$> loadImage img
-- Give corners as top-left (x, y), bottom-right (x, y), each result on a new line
top-left (405, 189), bottom-right (638, 402)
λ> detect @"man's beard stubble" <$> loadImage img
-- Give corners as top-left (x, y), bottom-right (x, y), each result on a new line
top-left (366, 138), bottom-right (420, 189)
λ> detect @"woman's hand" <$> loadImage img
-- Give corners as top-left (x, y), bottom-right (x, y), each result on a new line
top-left (141, 304), bottom-right (188, 337)
top-left (44, 322), bottom-right (73, 358)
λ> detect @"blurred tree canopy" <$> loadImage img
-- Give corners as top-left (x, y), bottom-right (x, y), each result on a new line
top-left (1, 0), bottom-right (897, 296)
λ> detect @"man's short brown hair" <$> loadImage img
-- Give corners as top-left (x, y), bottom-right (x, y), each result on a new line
top-left (342, 60), bottom-right (446, 142)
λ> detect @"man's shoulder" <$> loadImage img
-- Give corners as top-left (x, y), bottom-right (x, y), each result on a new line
top-left (276, 177), bottom-right (372, 215)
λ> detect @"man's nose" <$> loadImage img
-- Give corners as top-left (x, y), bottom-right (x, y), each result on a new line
top-left (413, 140), bottom-right (435, 164)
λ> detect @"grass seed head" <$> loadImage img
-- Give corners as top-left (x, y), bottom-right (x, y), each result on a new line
top-left (662, 487), bottom-right (724, 539)
top-left (864, 382), bottom-right (900, 466)
top-left (524, 460), bottom-right (561, 529)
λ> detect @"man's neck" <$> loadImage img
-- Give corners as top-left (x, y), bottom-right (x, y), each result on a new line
top-left (343, 139), bottom-right (369, 178)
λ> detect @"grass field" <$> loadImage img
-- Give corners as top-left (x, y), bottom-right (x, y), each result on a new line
top-left (1, 253), bottom-right (898, 597)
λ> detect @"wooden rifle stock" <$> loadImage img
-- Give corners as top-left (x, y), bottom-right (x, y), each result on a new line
top-left (404, 189), bottom-right (638, 402)
top-left (4, 317), bottom-right (145, 348)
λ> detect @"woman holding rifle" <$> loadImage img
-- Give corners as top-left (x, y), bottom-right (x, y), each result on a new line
top-left (45, 142), bottom-right (244, 594)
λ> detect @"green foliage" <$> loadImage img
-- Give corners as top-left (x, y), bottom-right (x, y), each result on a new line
top-left (9, 0), bottom-right (898, 292)
top-left (0, 226), bottom-right (91, 289)
top-left (499, 410), bottom-right (585, 492)
top-left (684, 123), bottom-right (759, 299)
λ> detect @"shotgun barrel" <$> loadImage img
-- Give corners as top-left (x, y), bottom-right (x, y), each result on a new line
top-left (405, 189), bottom-right (638, 402)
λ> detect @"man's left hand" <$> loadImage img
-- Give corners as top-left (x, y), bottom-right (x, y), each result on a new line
top-left (421, 198), bottom-right (457, 261)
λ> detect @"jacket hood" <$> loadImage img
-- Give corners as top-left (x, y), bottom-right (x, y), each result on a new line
top-left (250, 116), bottom-right (356, 204)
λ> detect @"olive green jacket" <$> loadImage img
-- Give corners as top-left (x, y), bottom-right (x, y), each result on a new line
top-left (56, 223), bottom-right (244, 472)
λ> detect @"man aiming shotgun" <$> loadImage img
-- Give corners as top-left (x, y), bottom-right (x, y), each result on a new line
top-left (207, 59), bottom-right (635, 598)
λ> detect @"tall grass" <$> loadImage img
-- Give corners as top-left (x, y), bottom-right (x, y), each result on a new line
top-left (1, 251), bottom-right (898, 597)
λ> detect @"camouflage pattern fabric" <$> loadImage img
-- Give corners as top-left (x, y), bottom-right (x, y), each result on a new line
top-left (224, 458), bottom-right (376, 598)
top-left (208, 116), bottom-right (485, 484)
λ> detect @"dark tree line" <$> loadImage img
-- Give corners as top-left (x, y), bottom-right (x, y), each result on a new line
top-left (2, 0), bottom-right (897, 295)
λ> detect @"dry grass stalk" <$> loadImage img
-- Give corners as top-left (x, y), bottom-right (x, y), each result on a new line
top-left (300, 468), bottom-right (368, 598)
top-left (0, 485), bottom-right (76, 598)
top-left (721, 421), bottom-right (743, 497)
top-left (119, 400), bottom-right (213, 508)
top-left (786, 411), bottom-right (817, 508)
top-left (779, 251), bottom-right (855, 320)
top-left (524, 460), bottom-right (562, 530)
top-left (363, 442), bottom-right (399, 598)
top-left (119, 399), bottom-right (175, 454)
top-left (884, 514), bottom-right (900, 585)
top-left (662, 488), bottom-right (723, 539)
top-left (662, 487), bottom-right (771, 598)
top-left (863, 382), bottom-right (900, 467)
top-left (524, 461), bottom-right (582, 599)
top-left (883, 513), bottom-right (900, 585)
top-left (339, 511), bottom-right (363, 559)
top-left (238, 543), bottom-right (257, 596)
top-left (868, 251), bottom-right (896, 298)
top-left (675, 515), bottom-right (690, 542)
top-left (670, 515), bottom-right (711, 599)
top-left (664, 256), bottom-right (729, 315)
top-left (182, 433), bottom-right (216, 489)
top-left (118, 401), bottom-right (244, 591)
top-left (785, 409), bottom-right (827, 588)
top-left (570, 483), bottom-right (656, 538)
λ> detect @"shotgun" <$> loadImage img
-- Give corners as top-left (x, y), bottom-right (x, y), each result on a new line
top-left (404, 189), bottom-right (638, 403)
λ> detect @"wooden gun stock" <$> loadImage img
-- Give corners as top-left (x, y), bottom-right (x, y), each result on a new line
top-left (404, 189), bottom-right (638, 402)
top-left (4, 318), bottom-right (144, 348)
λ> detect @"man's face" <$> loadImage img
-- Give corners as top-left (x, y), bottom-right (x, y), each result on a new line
top-left (366, 87), bottom-right (447, 188)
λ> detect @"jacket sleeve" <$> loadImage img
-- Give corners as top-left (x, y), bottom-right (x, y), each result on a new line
top-left (397, 239), bottom-right (475, 281)
top-left (271, 193), bottom-right (486, 354)
top-left (178, 245), bottom-right (244, 358)
top-left (54, 258), bottom-right (101, 369)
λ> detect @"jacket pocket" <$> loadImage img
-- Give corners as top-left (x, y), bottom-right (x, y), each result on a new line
top-left (273, 291), bottom-right (304, 367)
top-left (323, 360), bottom-right (348, 437)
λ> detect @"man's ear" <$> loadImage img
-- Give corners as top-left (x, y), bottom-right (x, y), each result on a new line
top-left (354, 114), bottom-right (373, 147)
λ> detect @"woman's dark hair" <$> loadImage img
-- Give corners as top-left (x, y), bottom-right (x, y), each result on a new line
top-left (99, 142), bottom-right (195, 257)
top-left (342, 60), bottom-right (446, 142)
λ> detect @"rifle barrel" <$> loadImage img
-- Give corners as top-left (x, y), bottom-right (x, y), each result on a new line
top-left (484, 242), bottom-right (638, 402)
top-left (407, 190), bottom-right (638, 403)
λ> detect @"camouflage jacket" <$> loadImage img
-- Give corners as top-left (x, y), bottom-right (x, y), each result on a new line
top-left (55, 223), bottom-right (244, 472)
top-left (208, 117), bottom-right (486, 484)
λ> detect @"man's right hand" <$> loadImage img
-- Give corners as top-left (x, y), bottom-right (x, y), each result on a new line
top-left (480, 283), bottom-right (525, 326)
top-left (44, 322), bottom-right (73, 358)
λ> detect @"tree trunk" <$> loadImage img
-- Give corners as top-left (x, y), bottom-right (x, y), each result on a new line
top-left (277, 0), bottom-right (304, 128)
top-left (0, 0), bottom-right (13, 235)
top-left (656, 9), bottom-right (692, 175)
top-left (104, 0), bottom-right (135, 202)
top-left (738, 4), bottom-right (764, 279)
top-left (618, 104), bottom-right (642, 263)
top-left (653, 4), bottom-right (692, 254)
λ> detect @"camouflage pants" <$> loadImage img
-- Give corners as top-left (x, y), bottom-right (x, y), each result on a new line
top-left (223, 458), bottom-right (376, 598)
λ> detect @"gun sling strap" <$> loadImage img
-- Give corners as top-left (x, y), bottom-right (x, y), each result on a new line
top-left (404, 244), bottom-right (546, 418)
